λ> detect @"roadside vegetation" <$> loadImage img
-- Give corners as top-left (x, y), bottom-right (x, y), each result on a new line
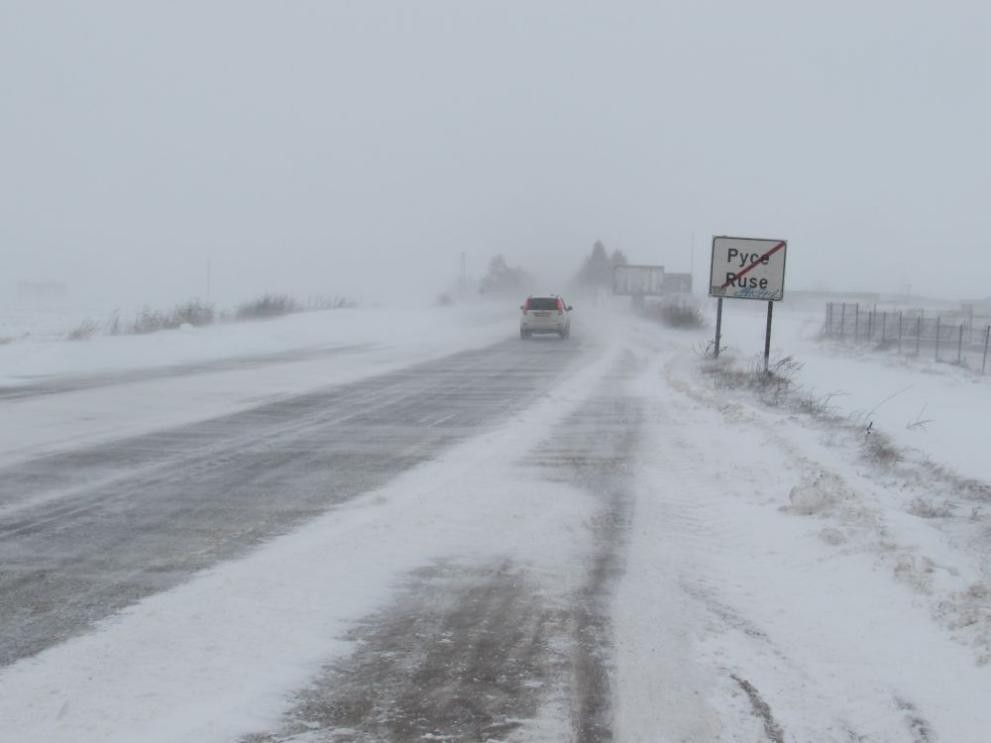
top-left (129, 300), bottom-right (216, 334)
top-left (700, 351), bottom-right (902, 467)
top-left (639, 298), bottom-right (705, 329)
top-left (235, 294), bottom-right (300, 321)
top-left (67, 318), bottom-right (100, 341)
top-left (54, 293), bottom-right (356, 342)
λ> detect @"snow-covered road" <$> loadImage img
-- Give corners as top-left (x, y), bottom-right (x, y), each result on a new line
top-left (1, 306), bottom-right (989, 742)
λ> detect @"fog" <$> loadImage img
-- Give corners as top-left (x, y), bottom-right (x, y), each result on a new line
top-left (2, 1), bottom-right (989, 308)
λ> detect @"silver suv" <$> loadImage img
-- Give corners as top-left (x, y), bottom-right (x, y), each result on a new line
top-left (520, 296), bottom-right (573, 339)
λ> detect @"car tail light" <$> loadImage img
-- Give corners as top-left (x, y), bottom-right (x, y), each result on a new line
top-left (522, 298), bottom-right (529, 314)
top-left (556, 298), bottom-right (564, 315)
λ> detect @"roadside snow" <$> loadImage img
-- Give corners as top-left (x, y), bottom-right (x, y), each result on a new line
top-left (707, 301), bottom-right (991, 483)
top-left (611, 316), bottom-right (991, 741)
top-left (0, 304), bottom-right (509, 388)
top-left (0, 304), bottom-right (513, 466)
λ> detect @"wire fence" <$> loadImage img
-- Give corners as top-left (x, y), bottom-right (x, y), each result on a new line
top-left (823, 303), bottom-right (991, 374)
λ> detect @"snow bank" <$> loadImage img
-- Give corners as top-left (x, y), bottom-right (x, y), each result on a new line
top-left (0, 303), bottom-right (511, 387)
top-left (0, 304), bottom-right (517, 466)
top-left (615, 346), bottom-right (991, 742)
top-left (706, 300), bottom-right (991, 483)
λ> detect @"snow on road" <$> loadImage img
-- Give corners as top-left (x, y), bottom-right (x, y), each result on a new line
top-left (0, 304), bottom-right (510, 387)
top-left (1, 301), bottom-right (989, 741)
top-left (0, 304), bottom-right (512, 466)
top-left (0, 331), bottom-right (621, 743)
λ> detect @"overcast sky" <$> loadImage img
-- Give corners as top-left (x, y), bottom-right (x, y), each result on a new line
top-left (2, 1), bottom-right (989, 306)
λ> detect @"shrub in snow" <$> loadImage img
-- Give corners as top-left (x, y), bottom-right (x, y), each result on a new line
top-left (702, 353), bottom-right (804, 408)
top-left (235, 294), bottom-right (300, 320)
top-left (171, 300), bottom-right (215, 327)
top-left (66, 318), bottom-right (99, 341)
top-left (861, 428), bottom-right (902, 465)
top-left (305, 294), bottom-right (356, 311)
top-left (130, 308), bottom-right (168, 334)
top-left (786, 471), bottom-right (847, 516)
top-left (908, 497), bottom-right (955, 519)
top-left (129, 301), bottom-right (215, 334)
top-left (642, 299), bottom-right (705, 329)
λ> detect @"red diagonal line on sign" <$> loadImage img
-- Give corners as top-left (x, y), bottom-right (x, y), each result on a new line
top-left (720, 241), bottom-right (786, 289)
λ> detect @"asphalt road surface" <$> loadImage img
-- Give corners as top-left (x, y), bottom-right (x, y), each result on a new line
top-left (0, 335), bottom-right (643, 740)
top-left (242, 351), bottom-right (641, 742)
top-left (0, 339), bottom-right (582, 662)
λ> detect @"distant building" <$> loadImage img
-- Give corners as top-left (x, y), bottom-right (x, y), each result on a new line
top-left (662, 273), bottom-right (693, 294)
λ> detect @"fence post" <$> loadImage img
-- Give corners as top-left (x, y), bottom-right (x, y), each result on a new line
top-left (840, 304), bottom-right (847, 338)
top-left (881, 312), bottom-right (887, 344)
top-left (916, 316), bottom-right (922, 355)
top-left (854, 304), bottom-right (860, 341)
top-left (983, 325), bottom-right (990, 375)
top-left (935, 316), bottom-right (941, 361)
top-left (898, 312), bottom-right (903, 353)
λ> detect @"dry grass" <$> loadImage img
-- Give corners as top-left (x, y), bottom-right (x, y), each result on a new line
top-left (235, 294), bottom-right (300, 320)
top-left (130, 301), bottom-right (215, 334)
top-left (66, 319), bottom-right (99, 341)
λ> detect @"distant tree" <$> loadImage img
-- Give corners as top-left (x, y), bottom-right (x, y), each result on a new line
top-left (575, 240), bottom-right (617, 288)
top-left (479, 254), bottom-right (529, 296)
top-left (609, 249), bottom-right (628, 269)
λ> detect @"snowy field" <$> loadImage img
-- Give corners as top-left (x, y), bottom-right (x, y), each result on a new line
top-left (1, 299), bottom-right (989, 742)
top-left (0, 303), bottom-right (512, 387)
top-left (719, 301), bottom-right (991, 483)
top-left (0, 303), bottom-right (512, 466)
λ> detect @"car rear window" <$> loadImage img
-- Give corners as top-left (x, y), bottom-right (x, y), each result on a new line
top-left (526, 298), bottom-right (560, 310)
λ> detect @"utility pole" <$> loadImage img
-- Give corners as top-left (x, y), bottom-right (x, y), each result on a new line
top-left (690, 231), bottom-right (695, 293)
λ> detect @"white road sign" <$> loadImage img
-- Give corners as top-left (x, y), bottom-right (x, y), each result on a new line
top-left (708, 236), bottom-right (787, 301)
top-left (613, 265), bottom-right (666, 296)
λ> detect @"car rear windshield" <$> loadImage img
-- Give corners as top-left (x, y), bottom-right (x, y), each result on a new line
top-left (526, 297), bottom-right (560, 310)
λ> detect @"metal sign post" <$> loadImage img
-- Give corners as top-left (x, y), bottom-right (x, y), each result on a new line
top-left (708, 236), bottom-right (788, 369)
top-left (764, 300), bottom-right (774, 374)
top-left (714, 297), bottom-right (723, 358)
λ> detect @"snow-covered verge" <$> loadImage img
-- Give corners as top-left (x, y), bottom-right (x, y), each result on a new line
top-left (0, 303), bottom-right (514, 466)
top-left (613, 348), bottom-right (991, 741)
top-left (707, 301), bottom-right (991, 484)
top-left (0, 301), bottom-right (112, 343)
top-left (611, 308), bottom-right (991, 741)
top-left (0, 303), bottom-right (510, 388)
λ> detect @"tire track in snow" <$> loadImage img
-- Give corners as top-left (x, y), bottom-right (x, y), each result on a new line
top-left (239, 354), bottom-right (644, 742)
top-left (895, 697), bottom-right (936, 743)
top-left (0, 339), bottom-right (585, 667)
top-left (522, 353), bottom-right (643, 742)
top-left (242, 560), bottom-right (560, 743)
top-left (731, 674), bottom-right (785, 743)
top-left (0, 344), bottom-right (374, 401)
top-left (657, 354), bottom-right (955, 741)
